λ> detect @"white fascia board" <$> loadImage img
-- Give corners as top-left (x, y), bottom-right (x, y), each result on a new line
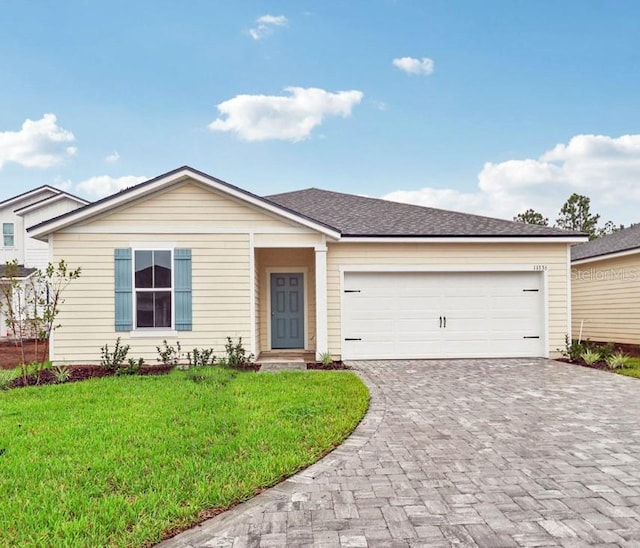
top-left (28, 168), bottom-right (341, 240)
top-left (571, 247), bottom-right (640, 265)
top-left (14, 193), bottom-right (88, 215)
top-left (338, 236), bottom-right (588, 244)
top-left (0, 185), bottom-right (60, 209)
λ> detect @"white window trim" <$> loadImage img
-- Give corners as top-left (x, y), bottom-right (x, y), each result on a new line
top-left (131, 247), bottom-right (175, 331)
top-left (2, 222), bottom-right (15, 248)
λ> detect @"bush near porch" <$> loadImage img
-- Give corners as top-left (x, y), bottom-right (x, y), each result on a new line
top-left (0, 367), bottom-right (369, 547)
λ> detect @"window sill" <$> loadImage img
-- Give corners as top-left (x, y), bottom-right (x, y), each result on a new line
top-left (130, 329), bottom-right (178, 338)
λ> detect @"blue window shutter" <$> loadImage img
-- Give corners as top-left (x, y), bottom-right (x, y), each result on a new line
top-left (174, 249), bottom-right (192, 331)
top-left (114, 248), bottom-right (133, 332)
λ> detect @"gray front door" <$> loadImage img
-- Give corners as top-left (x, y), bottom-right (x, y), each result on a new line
top-left (271, 273), bottom-right (304, 349)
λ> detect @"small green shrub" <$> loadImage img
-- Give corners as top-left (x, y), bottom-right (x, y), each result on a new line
top-left (562, 335), bottom-right (585, 362)
top-left (51, 365), bottom-right (71, 384)
top-left (319, 351), bottom-right (333, 366)
top-left (101, 337), bottom-right (130, 372)
top-left (156, 340), bottom-right (183, 366)
top-left (188, 348), bottom-right (216, 367)
top-left (595, 341), bottom-right (616, 361)
top-left (224, 337), bottom-right (254, 367)
top-left (580, 349), bottom-right (601, 365)
top-left (116, 357), bottom-right (144, 376)
top-left (0, 368), bottom-right (20, 390)
top-left (606, 352), bottom-right (632, 369)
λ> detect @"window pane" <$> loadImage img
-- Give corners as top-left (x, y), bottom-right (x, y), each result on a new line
top-left (2, 223), bottom-right (13, 247)
top-left (155, 291), bottom-right (172, 328)
top-left (136, 292), bottom-right (154, 327)
top-left (135, 250), bottom-right (153, 288)
top-left (154, 250), bottom-right (172, 288)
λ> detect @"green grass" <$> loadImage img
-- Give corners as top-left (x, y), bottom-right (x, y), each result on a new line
top-left (0, 368), bottom-right (368, 547)
top-left (615, 357), bottom-right (640, 378)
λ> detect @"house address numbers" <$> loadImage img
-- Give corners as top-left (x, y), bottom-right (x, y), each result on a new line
top-left (533, 264), bottom-right (548, 271)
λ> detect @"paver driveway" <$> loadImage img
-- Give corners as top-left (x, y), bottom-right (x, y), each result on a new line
top-left (160, 359), bottom-right (640, 547)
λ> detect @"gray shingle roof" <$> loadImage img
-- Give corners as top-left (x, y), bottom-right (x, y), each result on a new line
top-left (0, 265), bottom-right (36, 279)
top-left (266, 188), bottom-right (583, 238)
top-left (571, 223), bottom-right (640, 261)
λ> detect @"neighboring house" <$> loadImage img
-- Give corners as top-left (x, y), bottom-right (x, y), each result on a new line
top-left (571, 223), bottom-right (640, 345)
top-left (0, 186), bottom-right (89, 338)
top-left (28, 166), bottom-right (586, 364)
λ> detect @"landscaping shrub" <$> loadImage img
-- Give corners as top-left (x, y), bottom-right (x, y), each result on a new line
top-left (580, 349), bottom-right (601, 365)
top-left (606, 352), bottom-right (632, 369)
top-left (156, 340), bottom-right (183, 366)
top-left (100, 337), bottom-right (130, 372)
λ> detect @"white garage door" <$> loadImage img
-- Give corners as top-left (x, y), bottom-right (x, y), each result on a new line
top-left (342, 271), bottom-right (545, 359)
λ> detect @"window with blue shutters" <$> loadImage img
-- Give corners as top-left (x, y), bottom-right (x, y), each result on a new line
top-left (114, 247), bottom-right (192, 332)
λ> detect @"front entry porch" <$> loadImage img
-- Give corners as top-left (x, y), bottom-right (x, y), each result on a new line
top-left (253, 244), bottom-right (327, 361)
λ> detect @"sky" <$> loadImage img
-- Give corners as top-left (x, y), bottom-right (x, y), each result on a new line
top-left (1, 0), bottom-right (640, 226)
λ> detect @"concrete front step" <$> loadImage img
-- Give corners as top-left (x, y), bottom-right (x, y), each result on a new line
top-left (258, 361), bottom-right (308, 372)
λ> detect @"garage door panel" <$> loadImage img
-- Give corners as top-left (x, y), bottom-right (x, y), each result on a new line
top-left (342, 271), bottom-right (545, 359)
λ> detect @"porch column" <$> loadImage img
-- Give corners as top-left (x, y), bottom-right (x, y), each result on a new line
top-left (314, 244), bottom-right (328, 360)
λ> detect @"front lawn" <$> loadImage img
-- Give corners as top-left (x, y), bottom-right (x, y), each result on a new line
top-left (0, 367), bottom-right (368, 547)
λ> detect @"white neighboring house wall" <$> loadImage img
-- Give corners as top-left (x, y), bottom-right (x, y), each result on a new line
top-left (0, 187), bottom-right (89, 338)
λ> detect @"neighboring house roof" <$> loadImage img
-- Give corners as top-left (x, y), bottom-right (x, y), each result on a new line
top-left (571, 223), bottom-right (640, 262)
top-left (0, 185), bottom-right (59, 208)
top-left (267, 188), bottom-right (584, 238)
top-left (27, 166), bottom-right (585, 241)
top-left (0, 264), bottom-right (37, 280)
top-left (13, 191), bottom-right (89, 215)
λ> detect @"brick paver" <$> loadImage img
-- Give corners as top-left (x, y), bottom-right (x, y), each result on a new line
top-left (159, 359), bottom-right (640, 547)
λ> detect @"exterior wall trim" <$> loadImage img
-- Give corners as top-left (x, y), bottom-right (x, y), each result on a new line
top-left (572, 247), bottom-right (640, 265)
top-left (339, 236), bottom-right (586, 244)
top-left (29, 169), bottom-right (341, 240)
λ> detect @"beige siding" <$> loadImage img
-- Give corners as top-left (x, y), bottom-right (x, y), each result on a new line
top-left (327, 242), bottom-right (570, 359)
top-left (51, 232), bottom-right (251, 364)
top-left (48, 179), bottom-right (319, 364)
top-left (256, 248), bottom-right (316, 353)
top-left (572, 254), bottom-right (640, 344)
top-left (79, 181), bottom-right (307, 231)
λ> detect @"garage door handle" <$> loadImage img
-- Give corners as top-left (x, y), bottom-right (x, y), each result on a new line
top-left (344, 338), bottom-right (362, 341)
top-left (443, 316), bottom-right (446, 328)
top-left (439, 316), bottom-right (442, 328)
top-left (523, 336), bottom-right (540, 339)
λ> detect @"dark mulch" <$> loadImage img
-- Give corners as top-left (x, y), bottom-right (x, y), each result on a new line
top-left (556, 357), bottom-right (611, 371)
top-left (9, 364), bottom-right (174, 388)
top-left (307, 361), bottom-right (349, 370)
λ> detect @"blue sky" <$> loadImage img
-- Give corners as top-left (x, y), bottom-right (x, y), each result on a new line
top-left (1, 0), bottom-right (640, 225)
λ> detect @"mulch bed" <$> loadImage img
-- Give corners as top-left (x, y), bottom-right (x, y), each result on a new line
top-left (307, 361), bottom-right (349, 370)
top-left (556, 357), bottom-right (610, 371)
top-left (9, 364), bottom-right (174, 388)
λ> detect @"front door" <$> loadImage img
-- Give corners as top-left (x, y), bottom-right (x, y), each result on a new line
top-left (271, 273), bottom-right (304, 349)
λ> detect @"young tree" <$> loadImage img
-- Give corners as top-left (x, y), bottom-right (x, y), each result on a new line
top-left (0, 259), bottom-right (80, 382)
top-left (555, 193), bottom-right (600, 239)
top-left (513, 209), bottom-right (549, 226)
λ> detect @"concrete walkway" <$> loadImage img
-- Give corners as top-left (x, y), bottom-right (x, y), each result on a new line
top-left (159, 359), bottom-right (640, 547)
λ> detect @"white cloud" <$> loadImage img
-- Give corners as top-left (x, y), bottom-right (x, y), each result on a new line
top-left (382, 134), bottom-right (640, 226)
top-left (392, 56), bottom-right (435, 75)
top-left (209, 87), bottom-right (364, 142)
top-left (0, 114), bottom-right (76, 169)
top-left (105, 150), bottom-right (120, 163)
top-left (76, 175), bottom-right (147, 198)
top-left (249, 14), bottom-right (288, 40)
